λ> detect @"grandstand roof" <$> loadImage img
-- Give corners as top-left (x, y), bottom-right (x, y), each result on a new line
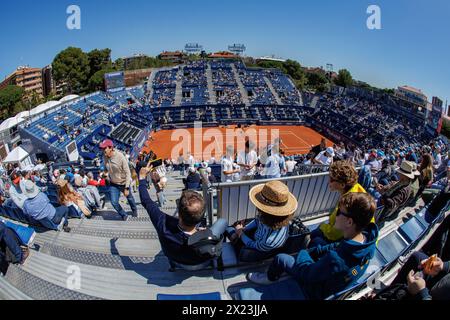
top-left (257, 56), bottom-right (286, 62)
top-left (30, 101), bottom-right (60, 116)
top-left (0, 115), bottom-right (25, 132)
top-left (398, 85), bottom-right (427, 98)
top-left (59, 94), bottom-right (80, 102)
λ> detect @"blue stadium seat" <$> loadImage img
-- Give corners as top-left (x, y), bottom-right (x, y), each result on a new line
top-left (397, 216), bottom-right (427, 243)
top-left (239, 279), bottom-right (306, 300)
top-left (157, 292), bottom-right (221, 300)
top-left (376, 231), bottom-right (409, 263)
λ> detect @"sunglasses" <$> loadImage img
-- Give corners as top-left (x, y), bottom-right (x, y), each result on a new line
top-left (336, 208), bottom-right (353, 219)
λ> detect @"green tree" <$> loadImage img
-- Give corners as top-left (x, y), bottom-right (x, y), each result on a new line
top-left (0, 85), bottom-right (25, 118)
top-left (52, 47), bottom-right (90, 94)
top-left (306, 72), bottom-right (328, 88)
top-left (334, 69), bottom-right (353, 88)
top-left (282, 59), bottom-right (304, 80)
top-left (441, 118), bottom-right (450, 139)
top-left (88, 48), bottom-right (112, 78)
top-left (88, 68), bottom-right (115, 91)
top-left (114, 58), bottom-right (124, 70)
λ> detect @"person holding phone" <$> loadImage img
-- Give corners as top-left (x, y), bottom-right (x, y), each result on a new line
top-left (100, 139), bottom-right (137, 221)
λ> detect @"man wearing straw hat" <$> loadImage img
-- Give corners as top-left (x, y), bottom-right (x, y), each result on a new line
top-left (227, 180), bottom-right (297, 254)
top-left (376, 160), bottom-right (418, 222)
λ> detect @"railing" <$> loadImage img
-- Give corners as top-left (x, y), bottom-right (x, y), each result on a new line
top-left (294, 164), bottom-right (330, 175)
top-left (206, 170), bottom-right (340, 226)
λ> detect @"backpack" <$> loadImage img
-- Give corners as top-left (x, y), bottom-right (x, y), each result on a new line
top-left (187, 229), bottom-right (223, 259)
top-left (373, 283), bottom-right (410, 300)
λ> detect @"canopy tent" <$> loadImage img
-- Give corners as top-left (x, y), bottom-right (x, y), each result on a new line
top-left (2, 146), bottom-right (33, 169)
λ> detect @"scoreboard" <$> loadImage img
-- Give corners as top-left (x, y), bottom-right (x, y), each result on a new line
top-left (104, 71), bottom-right (125, 92)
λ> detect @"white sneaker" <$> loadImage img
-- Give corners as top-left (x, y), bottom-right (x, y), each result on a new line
top-left (57, 218), bottom-right (66, 231)
top-left (246, 272), bottom-right (275, 285)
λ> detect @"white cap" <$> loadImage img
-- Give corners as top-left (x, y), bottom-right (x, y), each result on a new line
top-left (326, 147), bottom-right (335, 157)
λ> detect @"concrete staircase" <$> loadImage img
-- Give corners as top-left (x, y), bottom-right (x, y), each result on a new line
top-left (146, 68), bottom-right (157, 103)
top-left (206, 63), bottom-right (217, 105)
top-left (231, 63), bottom-right (251, 107)
top-left (174, 67), bottom-right (184, 106)
top-left (263, 77), bottom-right (282, 105)
top-left (310, 96), bottom-right (319, 110)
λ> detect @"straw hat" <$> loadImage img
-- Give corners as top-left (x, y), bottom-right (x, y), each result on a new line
top-left (396, 161), bottom-right (420, 179)
top-left (249, 181), bottom-right (298, 216)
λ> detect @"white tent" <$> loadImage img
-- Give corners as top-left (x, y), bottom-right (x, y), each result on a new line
top-left (0, 115), bottom-right (25, 132)
top-left (2, 146), bottom-right (33, 169)
top-left (59, 94), bottom-right (79, 103)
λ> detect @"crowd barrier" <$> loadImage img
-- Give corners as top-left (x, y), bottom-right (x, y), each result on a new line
top-left (206, 170), bottom-right (340, 225)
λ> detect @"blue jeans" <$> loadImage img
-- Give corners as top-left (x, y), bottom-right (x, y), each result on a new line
top-left (109, 184), bottom-right (137, 217)
top-left (209, 218), bottom-right (228, 238)
top-left (157, 192), bottom-right (166, 207)
top-left (39, 206), bottom-right (69, 230)
top-left (267, 253), bottom-right (305, 283)
top-left (53, 206), bottom-right (69, 225)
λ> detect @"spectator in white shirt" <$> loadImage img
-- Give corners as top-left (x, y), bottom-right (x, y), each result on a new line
top-left (187, 152), bottom-right (195, 168)
top-left (237, 140), bottom-right (258, 181)
top-left (264, 145), bottom-right (282, 179)
top-left (313, 147), bottom-right (334, 166)
top-left (221, 146), bottom-right (239, 182)
top-left (285, 157), bottom-right (297, 176)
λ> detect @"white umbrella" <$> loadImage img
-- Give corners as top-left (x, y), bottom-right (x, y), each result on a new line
top-left (33, 164), bottom-right (46, 171)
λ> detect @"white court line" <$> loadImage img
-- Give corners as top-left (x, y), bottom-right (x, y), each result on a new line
top-left (288, 131), bottom-right (315, 150)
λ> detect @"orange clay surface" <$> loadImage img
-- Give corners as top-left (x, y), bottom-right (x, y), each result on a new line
top-left (141, 125), bottom-right (334, 160)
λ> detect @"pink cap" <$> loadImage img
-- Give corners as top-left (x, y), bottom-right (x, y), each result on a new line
top-left (99, 139), bottom-right (114, 149)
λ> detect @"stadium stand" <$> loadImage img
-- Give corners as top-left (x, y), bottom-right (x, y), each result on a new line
top-left (1, 58), bottom-right (449, 301)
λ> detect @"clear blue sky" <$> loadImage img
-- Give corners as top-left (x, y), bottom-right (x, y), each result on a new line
top-left (0, 0), bottom-right (449, 106)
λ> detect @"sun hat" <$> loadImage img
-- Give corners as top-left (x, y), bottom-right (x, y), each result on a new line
top-left (396, 161), bottom-right (419, 179)
top-left (326, 147), bottom-right (335, 157)
top-left (21, 180), bottom-right (40, 199)
top-left (249, 180), bottom-right (298, 216)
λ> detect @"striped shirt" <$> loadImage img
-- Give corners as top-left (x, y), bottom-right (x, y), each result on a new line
top-left (240, 218), bottom-right (289, 252)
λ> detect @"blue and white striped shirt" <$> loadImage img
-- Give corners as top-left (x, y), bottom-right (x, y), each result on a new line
top-left (241, 218), bottom-right (289, 252)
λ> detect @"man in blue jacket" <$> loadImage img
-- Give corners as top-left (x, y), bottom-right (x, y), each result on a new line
top-left (247, 192), bottom-right (379, 300)
top-left (0, 221), bottom-right (29, 274)
top-left (138, 162), bottom-right (228, 268)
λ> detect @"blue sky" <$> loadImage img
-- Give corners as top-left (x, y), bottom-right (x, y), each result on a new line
top-left (0, 0), bottom-right (449, 106)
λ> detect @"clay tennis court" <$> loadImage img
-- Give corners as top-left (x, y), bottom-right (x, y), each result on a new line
top-left (141, 125), bottom-right (334, 160)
